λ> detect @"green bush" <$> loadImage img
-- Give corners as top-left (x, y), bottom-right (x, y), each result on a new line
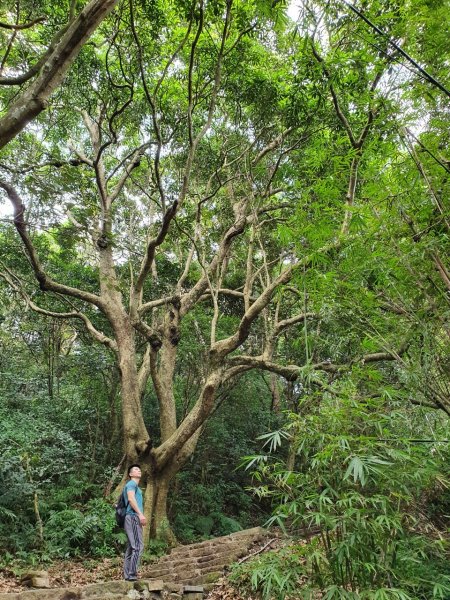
top-left (44, 498), bottom-right (126, 558)
top-left (0, 410), bottom-right (82, 556)
top-left (211, 512), bottom-right (243, 535)
top-left (236, 396), bottom-right (450, 599)
top-left (174, 511), bottom-right (243, 542)
top-left (230, 544), bottom-right (308, 599)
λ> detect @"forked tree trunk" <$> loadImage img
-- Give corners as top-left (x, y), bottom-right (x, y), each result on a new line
top-left (113, 307), bottom-right (214, 546)
top-left (141, 427), bottom-right (202, 546)
top-left (115, 321), bottom-right (149, 462)
top-left (114, 452), bottom-right (196, 546)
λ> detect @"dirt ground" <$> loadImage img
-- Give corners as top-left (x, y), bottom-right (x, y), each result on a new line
top-left (0, 557), bottom-right (126, 593)
top-left (0, 536), bottom-right (280, 595)
top-left (0, 559), bottom-right (249, 597)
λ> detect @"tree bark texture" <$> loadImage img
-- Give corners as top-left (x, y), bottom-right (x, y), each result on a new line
top-left (144, 473), bottom-right (176, 544)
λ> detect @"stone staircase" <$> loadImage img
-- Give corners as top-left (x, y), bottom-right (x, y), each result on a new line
top-left (142, 526), bottom-right (268, 586)
top-left (0, 527), bottom-right (270, 600)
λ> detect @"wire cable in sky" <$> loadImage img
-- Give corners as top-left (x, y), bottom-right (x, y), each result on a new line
top-left (342, 1), bottom-right (450, 100)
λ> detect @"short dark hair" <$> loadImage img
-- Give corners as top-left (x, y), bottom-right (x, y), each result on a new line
top-left (128, 464), bottom-right (141, 476)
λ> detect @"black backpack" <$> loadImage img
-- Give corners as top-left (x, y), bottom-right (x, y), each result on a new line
top-left (115, 488), bottom-right (127, 528)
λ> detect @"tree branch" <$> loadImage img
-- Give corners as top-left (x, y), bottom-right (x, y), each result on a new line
top-left (133, 201), bottom-right (179, 300)
top-left (109, 143), bottom-right (151, 204)
top-left (211, 266), bottom-right (295, 360)
top-left (0, 268), bottom-right (117, 352)
top-left (311, 42), bottom-right (356, 148)
top-left (0, 17), bottom-right (45, 30)
top-left (252, 127), bottom-right (294, 167)
top-left (273, 312), bottom-right (318, 337)
top-left (180, 212), bottom-right (249, 317)
top-left (138, 344), bottom-right (152, 396)
top-left (225, 341), bottom-right (410, 382)
top-left (0, 0), bottom-right (119, 148)
top-left (0, 180), bottom-right (104, 309)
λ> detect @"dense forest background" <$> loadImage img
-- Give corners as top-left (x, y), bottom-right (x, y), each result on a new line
top-left (0, 0), bottom-right (449, 598)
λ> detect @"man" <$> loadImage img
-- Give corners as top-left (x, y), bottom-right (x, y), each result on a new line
top-left (123, 464), bottom-right (146, 581)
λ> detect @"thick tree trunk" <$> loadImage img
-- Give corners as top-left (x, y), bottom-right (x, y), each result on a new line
top-left (112, 302), bottom-right (216, 545)
top-left (120, 350), bottom-right (148, 461)
top-left (143, 471), bottom-right (177, 545)
top-left (142, 417), bottom-right (205, 545)
top-left (113, 461), bottom-right (178, 546)
top-left (270, 373), bottom-right (281, 412)
top-left (105, 368), bottom-right (121, 462)
top-left (142, 428), bottom-right (203, 545)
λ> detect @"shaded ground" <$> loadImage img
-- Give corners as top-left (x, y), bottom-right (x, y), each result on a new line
top-left (0, 557), bottom-right (124, 593)
top-left (0, 559), bottom-right (251, 597)
top-left (0, 530), bottom-right (280, 595)
top-left (206, 577), bottom-right (258, 600)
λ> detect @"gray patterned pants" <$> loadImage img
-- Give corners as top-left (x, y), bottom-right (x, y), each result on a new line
top-left (123, 514), bottom-right (144, 580)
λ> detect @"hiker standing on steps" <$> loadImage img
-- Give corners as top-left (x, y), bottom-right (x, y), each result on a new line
top-left (123, 464), bottom-right (146, 581)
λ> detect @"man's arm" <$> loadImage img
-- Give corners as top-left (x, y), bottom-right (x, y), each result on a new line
top-left (127, 488), bottom-right (147, 526)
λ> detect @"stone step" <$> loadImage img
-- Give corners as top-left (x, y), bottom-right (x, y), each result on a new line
top-left (0, 581), bottom-right (204, 600)
top-left (144, 566), bottom-right (172, 578)
top-left (150, 558), bottom-right (236, 585)
top-left (179, 575), bottom-right (220, 586)
top-left (141, 527), bottom-right (268, 586)
top-left (146, 555), bottom-right (241, 582)
top-left (0, 528), bottom-right (272, 600)
top-left (196, 551), bottom-right (243, 566)
top-left (154, 543), bottom-right (249, 567)
top-left (156, 543), bottom-right (262, 569)
top-left (144, 567), bottom-right (172, 579)
top-left (177, 568), bottom-right (224, 586)
top-left (144, 548), bottom-right (249, 580)
top-left (168, 528), bottom-right (265, 556)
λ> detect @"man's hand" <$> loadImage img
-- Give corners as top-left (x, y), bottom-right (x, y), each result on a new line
top-left (127, 488), bottom-right (146, 525)
top-left (139, 514), bottom-right (147, 526)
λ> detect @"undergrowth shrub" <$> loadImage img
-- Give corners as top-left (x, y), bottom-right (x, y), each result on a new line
top-left (174, 510), bottom-right (243, 542)
top-left (0, 410), bottom-right (82, 558)
top-left (235, 395), bottom-right (450, 600)
top-left (44, 498), bottom-right (126, 558)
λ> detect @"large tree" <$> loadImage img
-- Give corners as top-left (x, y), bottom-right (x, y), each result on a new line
top-left (1, 0), bottom-right (448, 542)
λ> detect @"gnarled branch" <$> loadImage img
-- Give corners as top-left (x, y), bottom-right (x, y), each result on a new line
top-left (0, 180), bottom-right (104, 309)
top-left (0, 268), bottom-right (117, 352)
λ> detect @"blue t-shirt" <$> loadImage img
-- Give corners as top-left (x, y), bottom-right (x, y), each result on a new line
top-left (124, 480), bottom-right (143, 515)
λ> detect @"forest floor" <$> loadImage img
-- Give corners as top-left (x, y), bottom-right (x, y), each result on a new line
top-left (0, 531), bottom-right (283, 595)
top-left (0, 543), bottom-right (268, 595)
top-left (0, 558), bottom-right (254, 597)
top-left (0, 557), bottom-right (124, 593)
